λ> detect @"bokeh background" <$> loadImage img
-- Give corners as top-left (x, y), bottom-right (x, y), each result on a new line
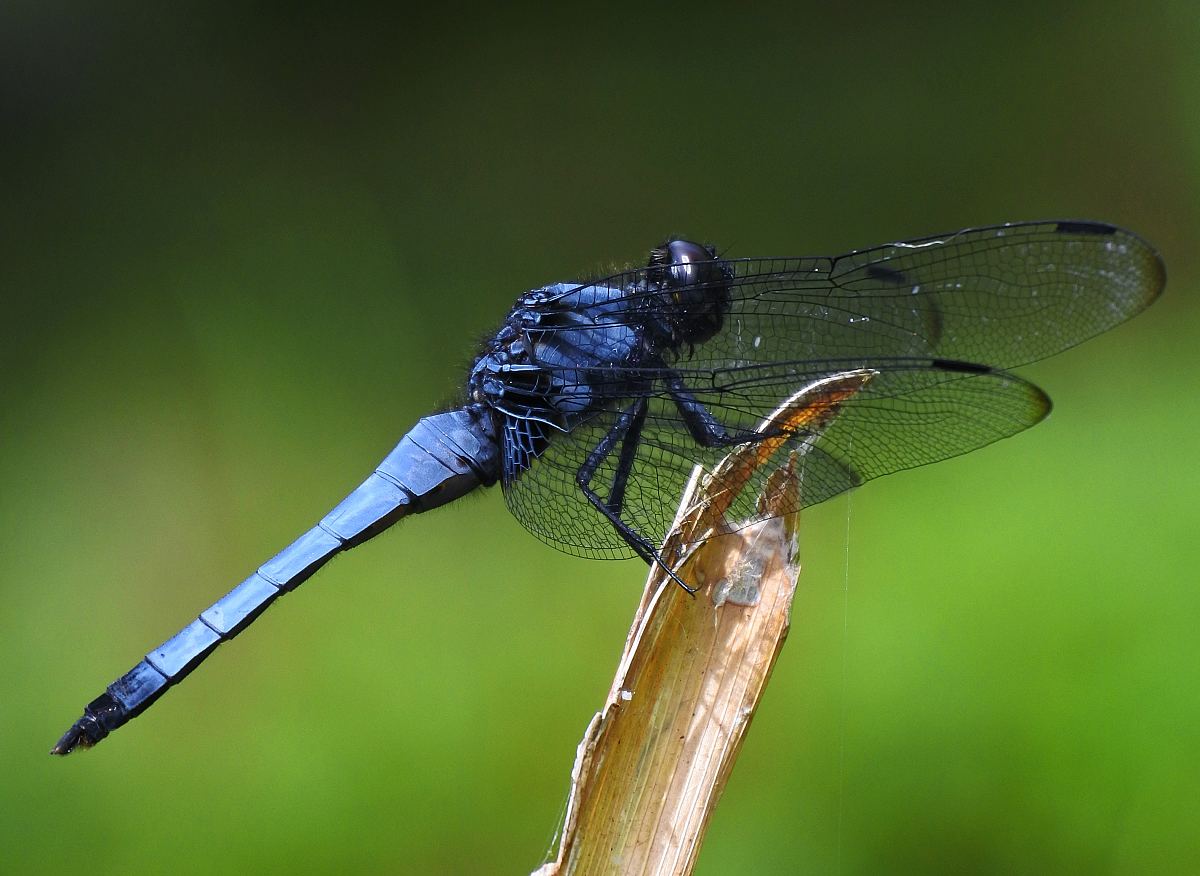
top-left (3, 4), bottom-right (1197, 874)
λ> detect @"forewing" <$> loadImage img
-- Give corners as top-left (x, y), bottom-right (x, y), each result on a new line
top-left (556, 220), bottom-right (1164, 372)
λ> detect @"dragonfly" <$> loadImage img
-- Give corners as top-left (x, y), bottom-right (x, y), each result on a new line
top-left (51, 220), bottom-right (1164, 755)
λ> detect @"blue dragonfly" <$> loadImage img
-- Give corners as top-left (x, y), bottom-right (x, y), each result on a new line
top-left (52, 220), bottom-right (1164, 755)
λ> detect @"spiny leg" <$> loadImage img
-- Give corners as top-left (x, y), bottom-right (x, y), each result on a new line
top-left (576, 401), bottom-right (696, 594)
top-left (576, 401), bottom-right (653, 561)
top-left (664, 371), bottom-right (772, 449)
top-left (606, 396), bottom-right (648, 515)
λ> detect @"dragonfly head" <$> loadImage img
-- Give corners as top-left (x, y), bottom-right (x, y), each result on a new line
top-left (649, 238), bottom-right (732, 348)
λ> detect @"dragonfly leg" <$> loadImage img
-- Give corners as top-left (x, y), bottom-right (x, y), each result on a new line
top-left (576, 401), bottom-right (696, 594)
top-left (664, 372), bottom-right (769, 448)
top-left (606, 397), bottom-right (648, 515)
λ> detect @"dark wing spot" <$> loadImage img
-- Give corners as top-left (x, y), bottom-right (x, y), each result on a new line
top-left (1055, 220), bottom-right (1117, 236)
top-left (865, 264), bottom-right (907, 284)
top-left (930, 358), bottom-right (994, 374)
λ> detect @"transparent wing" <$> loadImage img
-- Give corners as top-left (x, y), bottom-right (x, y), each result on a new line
top-left (501, 359), bottom-right (1051, 558)
top-left (502, 408), bottom-right (637, 559)
top-left (544, 220), bottom-right (1164, 372)
top-left (501, 220), bottom-right (1161, 558)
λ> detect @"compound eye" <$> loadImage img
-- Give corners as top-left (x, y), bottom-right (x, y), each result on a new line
top-left (666, 239), bottom-right (710, 287)
top-left (666, 239), bottom-right (718, 290)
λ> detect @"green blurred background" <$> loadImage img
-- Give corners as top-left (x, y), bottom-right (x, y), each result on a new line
top-left (3, 3), bottom-right (1197, 874)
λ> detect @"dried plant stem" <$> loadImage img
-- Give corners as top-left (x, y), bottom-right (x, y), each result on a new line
top-left (535, 371), bottom-right (872, 876)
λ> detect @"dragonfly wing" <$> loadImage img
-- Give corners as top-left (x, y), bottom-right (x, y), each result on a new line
top-left (558, 221), bottom-right (1164, 373)
top-left (500, 359), bottom-right (1050, 557)
top-left (501, 407), bottom-right (640, 559)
